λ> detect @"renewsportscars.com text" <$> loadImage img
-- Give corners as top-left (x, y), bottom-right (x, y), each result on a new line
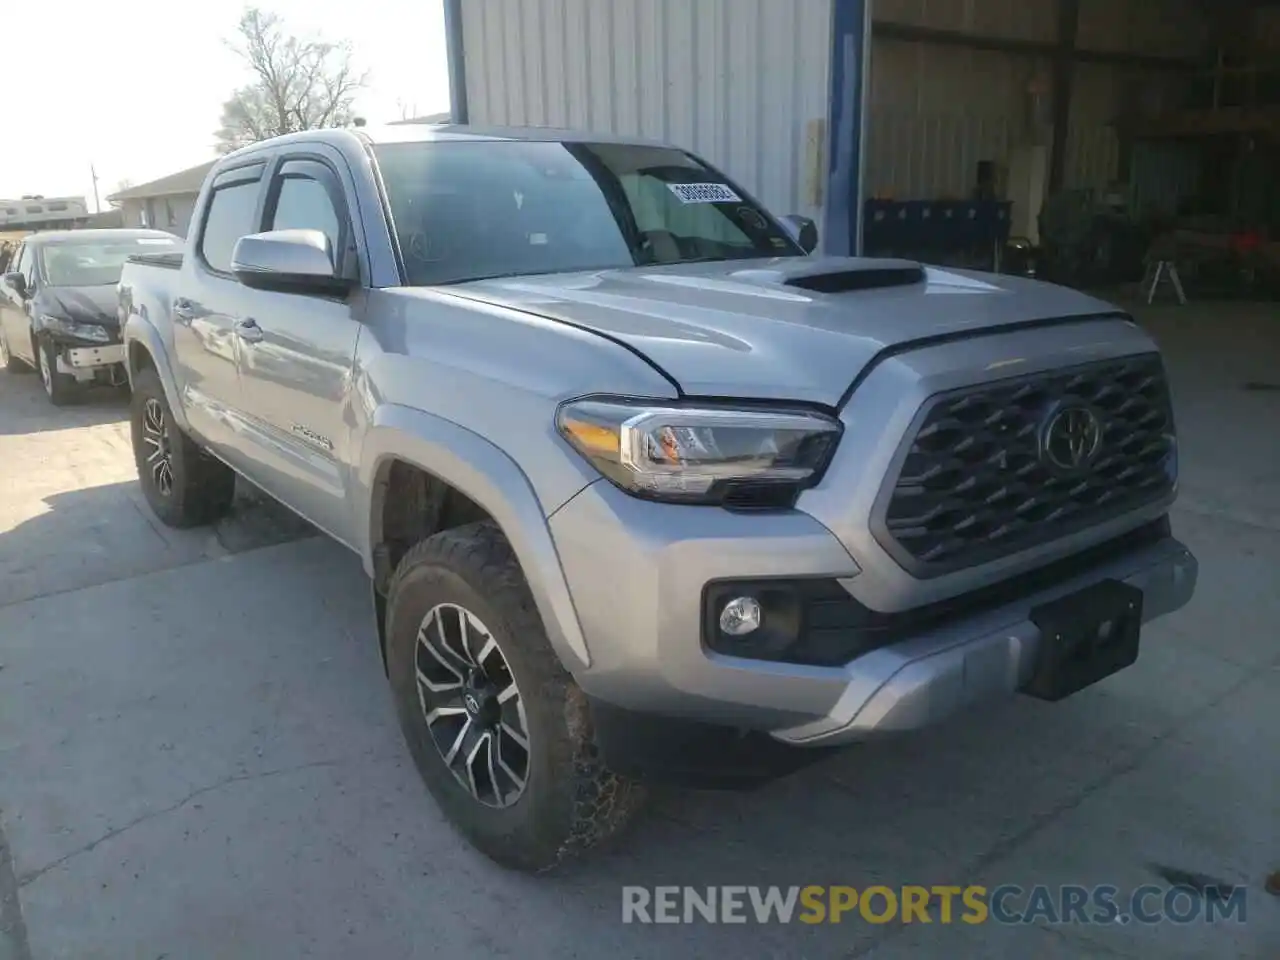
top-left (621, 884), bottom-right (1248, 926)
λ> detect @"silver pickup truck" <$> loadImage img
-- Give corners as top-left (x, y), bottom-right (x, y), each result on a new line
top-left (118, 123), bottom-right (1197, 871)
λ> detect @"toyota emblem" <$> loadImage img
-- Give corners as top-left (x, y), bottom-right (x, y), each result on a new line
top-left (1043, 405), bottom-right (1102, 471)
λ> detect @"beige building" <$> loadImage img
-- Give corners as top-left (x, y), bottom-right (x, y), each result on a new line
top-left (107, 161), bottom-right (216, 237)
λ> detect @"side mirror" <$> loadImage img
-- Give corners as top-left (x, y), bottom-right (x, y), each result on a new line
top-left (781, 215), bottom-right (819, 254)
top-left (231, 230), bottom-right (353, 295)
top-left (3, 271), bottom-right (27, 297)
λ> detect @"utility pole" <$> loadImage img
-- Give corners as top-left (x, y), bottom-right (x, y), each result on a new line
top-left (90, 163), bottom-right (101, 213)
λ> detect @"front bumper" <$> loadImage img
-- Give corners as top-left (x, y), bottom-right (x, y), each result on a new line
top-left (768, 532), bottom-right (1195, 745)
top-left (57, 342), bottom-right (126, 372)
top-left (549, 480), bottom-right (1198, 749)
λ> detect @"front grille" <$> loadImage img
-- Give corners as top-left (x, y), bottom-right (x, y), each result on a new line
top-left (875, 353), bottom-right (1176, 576)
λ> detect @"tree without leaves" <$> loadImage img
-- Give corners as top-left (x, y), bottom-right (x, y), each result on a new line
top-left (214, 7), bottom-right (367, 154)
top-left (396, 98), bottom-right (418, 121)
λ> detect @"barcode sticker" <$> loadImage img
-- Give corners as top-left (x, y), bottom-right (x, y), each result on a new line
top-left (667, 182), bottom-right (742, 204)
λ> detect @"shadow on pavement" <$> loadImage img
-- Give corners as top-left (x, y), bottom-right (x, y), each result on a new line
top-left (0, 476), bottom-right (315, 608)
top-left (0, 369), bottom-right (132, 436)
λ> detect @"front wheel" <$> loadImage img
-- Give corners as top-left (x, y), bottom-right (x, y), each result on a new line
top-left (129, 367), bottom-right (236, 527)
top-left (37, 338), bottom-right (78, 405)
top-left (386, 521), bottom-right (646, 872)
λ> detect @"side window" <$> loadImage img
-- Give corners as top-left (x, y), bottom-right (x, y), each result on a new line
top-left (10, 244), bottom-right (29, 279)
top-left (267, 173), bottom-right (343, 265)
top-left (199, 180), bottom-right (262, 273)
top-left (17, 245), bottom-right (37, 287)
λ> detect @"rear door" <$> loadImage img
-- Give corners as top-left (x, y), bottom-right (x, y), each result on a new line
top-left (171, 161), bottom-right (267, 457)
top-left (1, 243), bottom-right (36, 364)
top-left (234, 150), bottom-right (364, 546)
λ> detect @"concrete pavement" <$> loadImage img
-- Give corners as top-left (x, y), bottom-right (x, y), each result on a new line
top-left (1, 303), bottom-right (1278, 959)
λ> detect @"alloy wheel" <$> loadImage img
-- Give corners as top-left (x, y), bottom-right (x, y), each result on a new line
top-left (38, 345), bottom-right (52, 394)
top-left (141, 398), bottom-right (175, 496)
top-left (415, 602), bottom-right (530, 808)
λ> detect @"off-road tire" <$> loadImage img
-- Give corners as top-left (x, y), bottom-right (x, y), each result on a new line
top-left (386, 521), bottom-right (647, 872)
top-left (130, 367), bottom-right (236, 527)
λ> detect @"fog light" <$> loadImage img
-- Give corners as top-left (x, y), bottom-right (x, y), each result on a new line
top-left (719, 596), bottom-right (762, 636)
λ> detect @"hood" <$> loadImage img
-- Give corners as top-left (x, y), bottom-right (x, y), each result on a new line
top-left (446, 257), bottom-right (1125, 406)
top-left (37, 285), bottom-right (120, 328)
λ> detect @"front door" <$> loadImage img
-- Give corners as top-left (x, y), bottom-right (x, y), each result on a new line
top-left (0, 243), bottom-right (36, 365)
top-left (170, 161), bottom-right (267, 457)
top-left (235, 154), bottom-right (363, 546)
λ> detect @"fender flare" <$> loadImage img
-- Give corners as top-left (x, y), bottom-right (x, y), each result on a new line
top-left (359, 403), bottom-right (592, 670)
top-left (121, 314), bottom-right (190, 433)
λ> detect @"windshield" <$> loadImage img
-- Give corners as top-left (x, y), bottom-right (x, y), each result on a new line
top-left (39, 236), bottom-right (180, 287)
top-left (373, 140), bottom-right (803, 285)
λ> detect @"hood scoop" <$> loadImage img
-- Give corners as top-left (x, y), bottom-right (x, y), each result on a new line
top-left (728, 257), bottom-right (926, 294)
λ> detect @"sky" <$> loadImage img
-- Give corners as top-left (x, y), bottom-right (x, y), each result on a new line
top-left (0, 0), bottom-right (451, 208)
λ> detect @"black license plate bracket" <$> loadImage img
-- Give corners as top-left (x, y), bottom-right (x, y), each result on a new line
top-left (1026, 579), bottom-right (1145, 701)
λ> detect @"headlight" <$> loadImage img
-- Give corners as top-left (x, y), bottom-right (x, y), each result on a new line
top-left (556, 397), bottom-right (841, 506)
top-left (40, 316), bottom-right (111, 343)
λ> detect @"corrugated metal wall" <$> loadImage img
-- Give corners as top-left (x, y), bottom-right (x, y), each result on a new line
top-left (1076, 0), bottom-right (1205, 59)
top-left (866, 0), bottom-right (1208, 200)
top-left (1130, 140), bottom-right (1202, 218)
top-left (1258, 8), bottom-right (1280, 52)
top-left (865, 37), bottom-right (1036, 199)
top-left (873, 0), bottom-right (1058, 42)
top-left (458, 0), bottom-right (1211, 226)
top-left (460, 0), bottom-right (834, 220)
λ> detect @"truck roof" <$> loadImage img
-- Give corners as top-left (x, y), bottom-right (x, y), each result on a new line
top-left (367, 122), bottom-right (669, 147)
top-left (219, 123), bottom-right (672, 161)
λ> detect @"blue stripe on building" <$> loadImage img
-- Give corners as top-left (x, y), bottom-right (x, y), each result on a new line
top-left (823, 0), bottom-right (871, 256)
top-left (443, 0), bottom-right (469, 124)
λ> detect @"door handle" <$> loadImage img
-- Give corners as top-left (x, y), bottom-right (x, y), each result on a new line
top-left (234, 317), bottom-right (264, 343)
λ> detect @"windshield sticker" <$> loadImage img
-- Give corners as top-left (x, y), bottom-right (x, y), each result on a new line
top-left (667, 182), bottom-right (742, 204)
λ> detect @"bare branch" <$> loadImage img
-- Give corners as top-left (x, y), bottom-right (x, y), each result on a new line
top-left (214, 6), bottom-right (367, 152)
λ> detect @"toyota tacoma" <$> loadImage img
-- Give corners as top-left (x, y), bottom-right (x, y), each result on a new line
top-left (117, 124), bottom-right (1197, 871)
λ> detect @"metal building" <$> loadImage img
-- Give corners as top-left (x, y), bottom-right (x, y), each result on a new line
top-left (442, 0), bottom-right (1259, 258)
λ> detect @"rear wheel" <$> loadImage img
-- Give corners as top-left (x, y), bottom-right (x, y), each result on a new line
top-left (130, 367), bottom-right (236, 527)
top-left (37, 338), bottom-right (78, 405)
top-left (386, 521), bottom-right (646, 871)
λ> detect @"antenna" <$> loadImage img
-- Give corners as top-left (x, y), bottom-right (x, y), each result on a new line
top-left (90, 163), bottom-right (101, 214)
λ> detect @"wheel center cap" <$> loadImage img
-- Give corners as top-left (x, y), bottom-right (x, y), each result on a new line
top-left (462, 676), bottom-right (500, 726)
